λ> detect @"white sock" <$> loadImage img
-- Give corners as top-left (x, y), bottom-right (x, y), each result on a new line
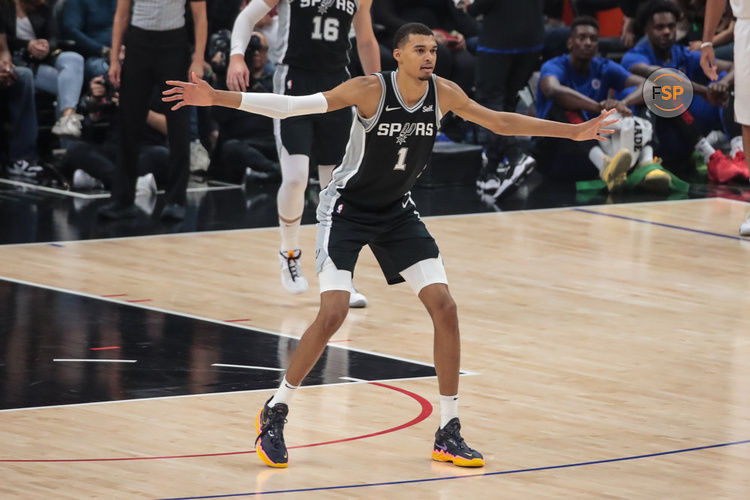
top-left (318, 164), bottom-right (335, 189)
top-left (695, 137), bottom-right (716, 163)
top-left (279, 217), bottom-right (301, 253)
top-left (277, 148), bottom-right (309, 252)
top-left (268, 376), bottom-right (298, 407)
top-left (439, 394), bottom-right (459, 428)
top-left (588, 145), bottom-right (606, 172)
top-left (638, 145), bottom-right (655, 166)
top-left (730, 136), bottom-right (744, 158)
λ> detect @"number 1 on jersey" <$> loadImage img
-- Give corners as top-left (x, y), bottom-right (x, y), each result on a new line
top-left (393, 147), bottom-right (408, 171)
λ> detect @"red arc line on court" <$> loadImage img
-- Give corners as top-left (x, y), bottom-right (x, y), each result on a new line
top-left (0, 382), bottom-right (432, 463)
top-left (90, 347), bottom-right (121, 351)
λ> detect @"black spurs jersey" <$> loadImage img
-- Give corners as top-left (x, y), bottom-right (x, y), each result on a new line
top-left (276, 0), bottom-right (358, 72)
top-left (327, 70), bottom-right (441, 209)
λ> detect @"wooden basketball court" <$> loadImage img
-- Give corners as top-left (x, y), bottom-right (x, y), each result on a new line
top-left (1, 197), bottom-right (749, 498)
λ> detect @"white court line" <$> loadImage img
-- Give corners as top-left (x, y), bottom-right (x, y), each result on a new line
top-left (212, 363), bottom-right (284, 371)
top-left (0, 197), bottom-right (715, 248)
top-left (0, 177), bottom-right (241, 200)
top-left (0, 178), bottom-right (107, 199)
top-left (53, 359), bottom-right (137, 363)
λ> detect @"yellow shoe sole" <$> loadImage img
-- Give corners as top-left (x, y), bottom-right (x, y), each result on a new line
top-left (601, 149), bottom-right (632, 191)
top-left (255, 407), bottom-right (288, 468)
top-left (431, 449), bottom-right (485, 467)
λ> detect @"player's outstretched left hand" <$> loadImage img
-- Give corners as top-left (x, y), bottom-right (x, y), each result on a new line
top-left (573, 108), bottom-right (618, 142)
top-left (162, 72), bottom-right (215, 110)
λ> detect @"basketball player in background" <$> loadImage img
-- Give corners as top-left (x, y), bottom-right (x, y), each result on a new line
top-left (164, 23), bottom-right (618, 469)
top-left (701, 0), bottom-right (750, 235)
top-left (226, 0), bottom-right (380, 305)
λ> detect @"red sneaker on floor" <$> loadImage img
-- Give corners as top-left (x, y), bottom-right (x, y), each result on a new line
top-left (733, 150), bottom-right (749, 180)
top-left (708, 150), bottom-right (747, 183)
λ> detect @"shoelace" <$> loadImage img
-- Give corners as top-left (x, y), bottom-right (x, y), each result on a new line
top-left (255, 408), bottom-right (288, 446)
top-left (442, 422), bottom-right (472, 451)
top-left (282, 251), bottom-right (301, 281)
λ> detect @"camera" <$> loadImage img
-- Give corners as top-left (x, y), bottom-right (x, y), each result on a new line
top-left (80, 73), bottom-right (118, 115)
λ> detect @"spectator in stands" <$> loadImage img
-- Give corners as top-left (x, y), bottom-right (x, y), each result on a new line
top-left (372, 0), bottom-right (477, 95)
top-left (464, 0), bottom-right (544, 200)
top-left (687, 1), bottom-right (735, 60)
top-left (62, 0), bottom-right (117, 81)
top-left (0, 23), bottom-right (42, 177)
top-left (535, 16), bottom-right (677, 191)
top-left (59, 74), bottom-right (167, 206)
top-left (1, 0), bottom-right (85, 138)
top-left (623, 0), bottom-right (747, 182)
top-left (208, 31), bottom-right (278, 184)
top-left (98, 0), bottom-right (207, 221)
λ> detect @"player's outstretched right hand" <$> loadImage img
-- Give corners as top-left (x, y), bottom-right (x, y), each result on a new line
top-left (162, 72), bottom-right (215, 110)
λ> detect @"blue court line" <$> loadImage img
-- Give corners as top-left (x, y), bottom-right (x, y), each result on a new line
top-left (573, 207), bottom-right (746, 242)
top-left (47, 243), bottom-right (65, 247)
top-left (161, 439), bottom-right (750, 499)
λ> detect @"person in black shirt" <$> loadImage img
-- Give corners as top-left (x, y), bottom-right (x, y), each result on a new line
top-left (226, 0), bottom-right (379, 306)
top-left (163, 22), bottom-right (617, 470)
top-left (465, 0), bottom-right (544, 200)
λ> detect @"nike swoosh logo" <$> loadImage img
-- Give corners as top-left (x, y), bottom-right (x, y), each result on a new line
top-left (435, 444), bottom-right (447, 451)
top-left (385, 105), bottom-right (401, 112)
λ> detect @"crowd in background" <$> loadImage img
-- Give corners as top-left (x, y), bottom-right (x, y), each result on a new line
top-left (0, 0), bottom-right (747, 207)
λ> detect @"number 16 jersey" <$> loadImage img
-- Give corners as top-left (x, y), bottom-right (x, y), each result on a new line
top-left (277, 0), bottom-right (358, 72)
top-left (327, 71), bottom-right (441, 209)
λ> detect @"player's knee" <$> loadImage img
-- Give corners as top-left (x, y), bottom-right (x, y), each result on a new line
top-left (316, 307), bottom-right (348, 334)
top-left (429, 294), bottom-right (457, 322)
top-left (280, 174), bottom-right (307, 195)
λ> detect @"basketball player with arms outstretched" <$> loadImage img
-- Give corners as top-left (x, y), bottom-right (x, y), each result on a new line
top-left (164, 23), bottom-right (618, 468)
top-left (227, 0), bottom-right (380, 305)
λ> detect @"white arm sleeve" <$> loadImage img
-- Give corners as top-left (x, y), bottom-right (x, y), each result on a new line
top-left (230, 0), bottom-right (274, 56)
top-left (238, 92), bottom-right (329, 119)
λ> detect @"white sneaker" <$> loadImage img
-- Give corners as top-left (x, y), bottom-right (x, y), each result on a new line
top-left (135, 173), bottom-right (157, 196)
top-left (740, 214), bottom-right (750, 237)
top-left (51, 113), bottom-right (83, 138)
top-left (7, 159), bottom-right (43, 178)
top-left (279, 249), bottom-right (308, 294)
top-left (349, 286), bottom-right (368, 308)
top-left (492, 154), bottom-right (536, 199)
top-left (72, 169), bottom-right (104, 190)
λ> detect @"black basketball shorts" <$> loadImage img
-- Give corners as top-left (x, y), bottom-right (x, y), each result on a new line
top-left (315, 192), bottom-right (440, 285)
top-left (273, 65), bottom-right (353, 165)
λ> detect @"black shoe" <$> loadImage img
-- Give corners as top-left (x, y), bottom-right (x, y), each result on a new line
top-left (161, 203), bottom-right (186, 220)
top-left (431, 417), bottom-right (485, 467)
top-left (98, 201), bottom-right (138, 219)
top-left (491, 153), bottom-right (536, 200)
top-left (254, 398), bottom-right (289, 468)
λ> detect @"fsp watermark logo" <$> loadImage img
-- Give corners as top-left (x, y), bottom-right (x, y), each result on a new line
top-left (643, 68), bottom-right (693, 118)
